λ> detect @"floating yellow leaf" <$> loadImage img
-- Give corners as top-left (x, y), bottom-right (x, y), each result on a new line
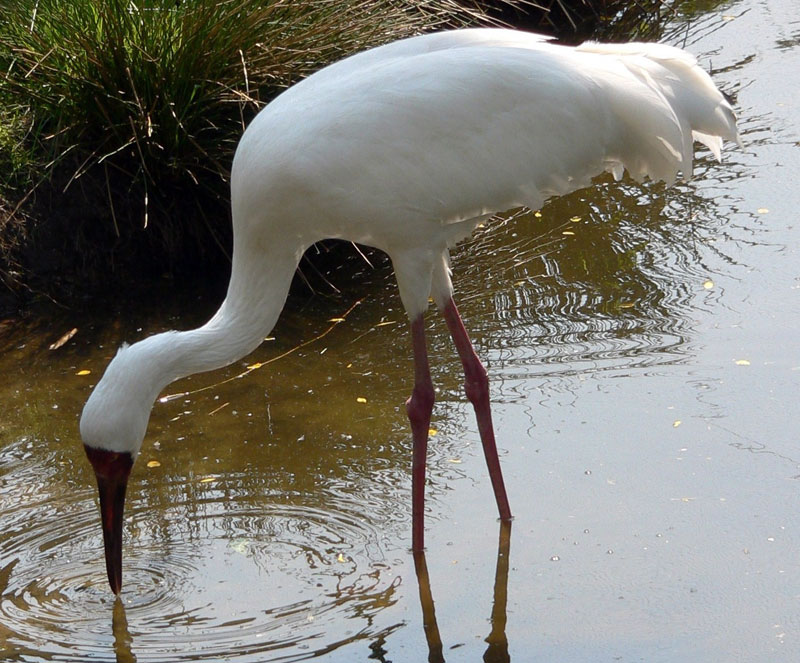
top-left (673, 420), bottom-right (682, 428)
top-left (76, 369), bottom-right (91, 376)
top-left (329, 317), bottom-right (345, 323)
top-left (562, 230), bottom-right (575, 236)
top-left (346, 363), bottom-right (353, 369)
top-left (703, 280), bottom-right (714, 289)
top-left (534, 211), bottom-right (542, 218)
top-left (447, 458), bottom-right (462, 464)
top-left (428, 428), bottom-right (438, 437)
top-left (199, 476), bottom-right (216, 483)
top-left (570, 215), bottom-right (581, 222)
top-left (246, 362), bottom-right (262, 370)
top-left (619, 301), bottom-right (635, 309)
top-left (146, 460), bottom-right (161, 468)
top-left (735, 359), bottom-right (751, 366)
top-left (757, 208), bottom-right (769, 214)
top-left (356, 397), bottom-right (367, 403)
top-left (337, 553), bottom-right (346, 563)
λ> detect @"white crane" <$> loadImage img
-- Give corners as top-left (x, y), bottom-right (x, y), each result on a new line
top-left (80, 28), bottom-right (739, 594)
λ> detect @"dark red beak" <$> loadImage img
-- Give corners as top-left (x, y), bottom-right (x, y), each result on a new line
top-left (84, 445), bottom-right (133, 594)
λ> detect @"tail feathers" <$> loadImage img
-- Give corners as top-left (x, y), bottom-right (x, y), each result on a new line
top-left (578, 40), bottom-right (740, 180)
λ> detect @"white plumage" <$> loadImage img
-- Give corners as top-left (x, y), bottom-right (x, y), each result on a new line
top-left (80, 28), bottom-right (738, 594)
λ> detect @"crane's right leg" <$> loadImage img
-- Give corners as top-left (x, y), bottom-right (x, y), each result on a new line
top-left (441, 297), bottom-right (512, 522)
top-left (407, 314), bottom-right (435, 552)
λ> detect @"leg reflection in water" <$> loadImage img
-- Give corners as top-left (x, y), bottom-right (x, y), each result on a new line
top-left (412, 520), bottom-right (512, 663)
top-left (412, 547), bottom-right (446, 663)
top-left (484, 520), bottom-right (511, 663)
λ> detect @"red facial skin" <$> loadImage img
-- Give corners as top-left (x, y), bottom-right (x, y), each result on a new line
top-left (84, 445), bottom-right (134, 594)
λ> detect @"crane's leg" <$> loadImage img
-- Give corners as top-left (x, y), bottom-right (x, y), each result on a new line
top-left (441, 297), bottom-right (512, 521)
top-left (407, 314), bottom-right (435, 551)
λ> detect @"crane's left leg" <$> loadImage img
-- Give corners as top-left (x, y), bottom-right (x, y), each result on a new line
top-left (406, 314), bottom-right (435, 551)
top-left (441, 297), bottom-right (512, 521)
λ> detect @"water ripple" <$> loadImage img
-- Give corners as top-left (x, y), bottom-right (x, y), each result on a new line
top-left (0, 437), bottom-right (404, 662)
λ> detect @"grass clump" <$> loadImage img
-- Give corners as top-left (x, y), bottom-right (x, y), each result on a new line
top-left (0, 0), bottom-right (507, 300)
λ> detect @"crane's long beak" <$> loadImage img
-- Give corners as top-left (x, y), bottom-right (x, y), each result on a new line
top-left (83, 445), bottom-right (133, 595)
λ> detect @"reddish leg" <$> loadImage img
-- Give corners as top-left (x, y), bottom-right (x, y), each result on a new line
top-left (441, 298), bottom-right (512, 521)
top-left (406, 314), bottom-right (435, 551)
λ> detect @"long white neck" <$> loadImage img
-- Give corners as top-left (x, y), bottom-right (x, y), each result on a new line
top-left (154, 242), bottom-right (303, 390)
top-left (81, 238), bottom-right (305, 455)
top-left (97, 240), bottom-right (302, 411)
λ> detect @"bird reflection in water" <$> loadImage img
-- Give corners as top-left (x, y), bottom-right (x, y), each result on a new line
top-left (413, 521), bottom-right (512, 663)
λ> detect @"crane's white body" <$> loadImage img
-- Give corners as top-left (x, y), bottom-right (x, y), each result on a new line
top-left (81, 27), bottom-right (738, 460)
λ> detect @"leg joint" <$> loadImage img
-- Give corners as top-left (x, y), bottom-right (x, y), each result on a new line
top-left (463, 362), bottom-right (489, 405)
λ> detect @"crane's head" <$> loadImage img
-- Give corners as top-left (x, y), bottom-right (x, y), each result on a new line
top-left (80, 342), bottom-right (157, 594)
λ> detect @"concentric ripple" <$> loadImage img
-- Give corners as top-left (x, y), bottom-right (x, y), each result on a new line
top-left (0, 438), bottom-right (404, 662)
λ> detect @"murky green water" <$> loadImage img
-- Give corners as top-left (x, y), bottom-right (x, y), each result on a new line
top-left (2, 2), bottom-right (799, 660)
